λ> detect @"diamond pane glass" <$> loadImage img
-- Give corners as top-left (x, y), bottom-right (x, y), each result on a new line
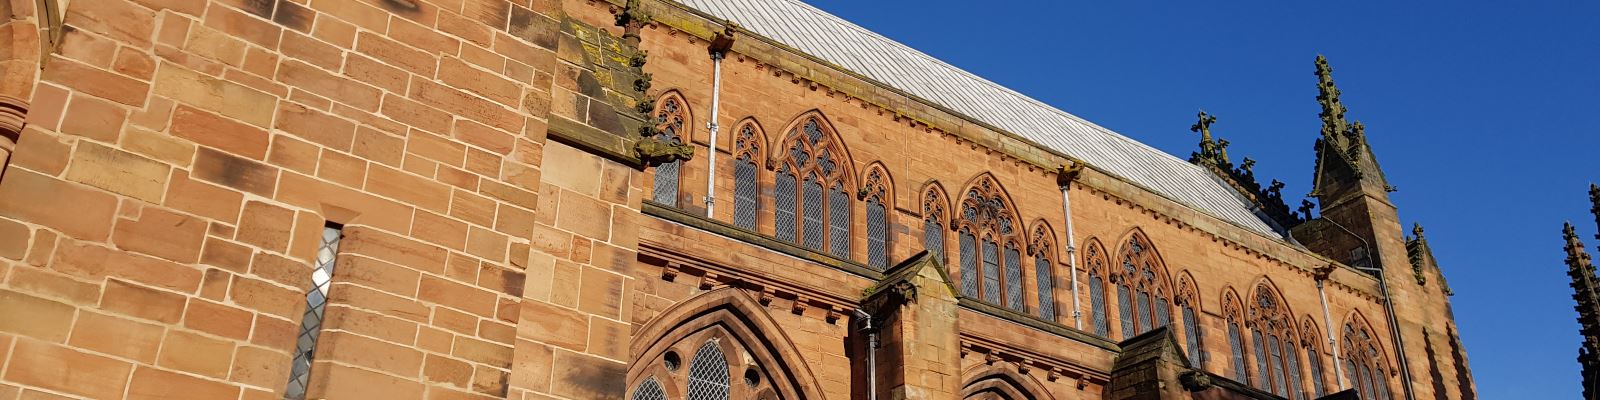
top-left (866, 198), bottom-right (887, 269)
top-left (775, 169), bottom-right (797, 242)
top-left (802, 177), bottom-right (824, 251)
top-left (1359, 364), bottom-right (1376, 400)
top-left (1254, 330), bottom-right (1270, 389)
top-left (1229, 323), bottom-right (1248, 382)
top-left (958, 231), bottom-right (979, 297)
top-left (686, 341), bottom-right (731, 400)
top-left (1136, 291), bottom-right (1152, 333)
top-left (1034, 254), bottom-right (1055, 321)
top-left (1375, 368), bottom-right (1391, 400)
top-left (1003, 246), bottom-right (1023, 311)
top-left (828, 185), bottom-right (850, 259)
top-left (1117, 285), bottom-right (1134, 339)
top-left (1286, 341), bottom-right (1304, 400)
top-left (1090, 274), bottom-right (1109, 336)
top-left (1269, 335), bottom-right (1286, 395)
top-left (1155, 296), bottom-right (1170, 327)
top-left (1308, 345), bottom-right (1326, 397)
top-left (284, 225), bottom-right (342, 400)
top-left (653, 160), bottom-right (681, 206)
top-left (631, 377), bottom-right (667, 400)
top-left (1183, 306), bottom-right (1201, 364)
top-left (981, 240), bottom-right (1001, 304)
top-left (733, 159), bottom-right (759, 229)
top-left (924, 218), bottom-right (944, 259)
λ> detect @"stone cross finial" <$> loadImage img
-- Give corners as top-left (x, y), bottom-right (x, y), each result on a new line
top-left (1188, 110), bottom-right (1227, 167)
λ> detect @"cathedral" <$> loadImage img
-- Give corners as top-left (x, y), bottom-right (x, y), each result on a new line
top-left (0, 0), bottom-right (1475, 399)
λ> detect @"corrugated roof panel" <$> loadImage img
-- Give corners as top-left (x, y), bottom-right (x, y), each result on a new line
top-left (673, 0), bottom-right (1281, 237)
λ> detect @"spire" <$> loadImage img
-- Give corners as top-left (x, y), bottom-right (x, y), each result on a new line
top-left (1308, 55), bottom-right (1391, 199)
top-left (1406, 222), bottom-right (1451, 294)
top-left (1563, 222), bottom-right (1600, 400)
top-left (1590, 183), bottom-right (1599, 241)
top-left (1188, 110), bottom-right (1226, 167)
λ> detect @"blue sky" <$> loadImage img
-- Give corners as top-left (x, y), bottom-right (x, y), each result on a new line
top-left (800, 1), bottom-right (1599, 398)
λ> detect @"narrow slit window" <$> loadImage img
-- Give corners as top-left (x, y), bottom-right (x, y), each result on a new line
top-left (1307, 343), bottom-right (1326, 397)
top-left (1229, 322), bottom-right (1248, 382)
top-left (981, 239), bottom-right (1001, 304)
top-left (774, 167), bottom-right (797, 242)
top-left (651, 97), bottom-right (687, 207)
top-left (1089, 272), bottom-right (1108, 336)
top-left (1117, 284), bottom-right (1134, 339)
top-left (1003, 245), bottom-right (1023, 312)
top-left (732, 156), bottom-right (759, 230)
top-left (827, 183), bottom-right (851, 259)
top-left (958, 230), bottom-right (978, 297)
top-left (1286, 340), bottom-right (1304, 400)
top-left (284, 223), bottom-right (344, 400)
top-left (866, 196), bottom-right (887, 268)
top-left (1182, 305), bottom-right (1202, 365)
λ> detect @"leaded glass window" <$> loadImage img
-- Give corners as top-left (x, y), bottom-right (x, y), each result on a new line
top-left (922, 188), bottom-right (948, 262)
top-left (771, 115), bottom-right (853, 257)
top-left (981, 239), bottom-right (1001, 304)
top-left (284, 224), bottom-right (343, 400)
top-left (1113, 233), bottom-right (1171, 337)
top-left (1034, 252), bottom-right (1055, 321)
top-left (954, 177), bottom-right (1023, 310)
top-left (1269, 335), bottom-right (1287, 396)
top-left (1085, 242), bottom-right (1110, 337)
top-left (1118, 284), bottom-right (1134, 339)
top-left (651, 96), bottom-right (687, 207)
top-left (732, 123), bottom-right (761, 230)
top-left (801, 176), bottom-right (824, 251)
top-left (687, 340), bottom-right (731, 400)
top-left (1286, 340), bottom-right (1304, 400)
top-left (1308, 343), bottom-right (1326, 397)
top-left (774, 166), bottom-right (797, 242)
top-left (1182, 305), bottom-right (1201, 364)
top-left (959, 230), bottom-right (978, 297)
top-left (1343, 319), bottom-right (1391, 400)
top-left (1229, 322), bottom-right (1248, 382)
top-left (1253, 329), bottom-right (1270, 389)
top-left (828, 183), bottom-right (850, 259)
top-left (631, 377), bottom-right (667, 400)
top-left (866, 197), bottom-right (887, 268)
top-left (1003, 245), bottom-right (1023, 311)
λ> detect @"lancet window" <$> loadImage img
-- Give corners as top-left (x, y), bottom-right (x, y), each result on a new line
top-left (1246, 283), bottom-right (1303, 398)
top-left (1224, 290), bottom-right (1250, 383)
top-left (1112, 232), bottom-right (1170, 338)
top-left (922, 187), bottom-right (949, 263)
top-left (1029, 224), bottom-right (1056, 321)
top-left (1303, 318), bottom-right (1328, 399)
top-left (651, 93), bottom-right (689, 207)
top-left (955, 178), bottom-right (1024, 311)
top-left (1175, 274), bottom-right (1204, 366)
top-left (731, 121), bottom-right (763, 230)
top-left (861, 166), bottom-right (891, 269)
top-left (771, 115), bottom-right (852, 258)
top-left (1084, 240), bottom-right (1111, 337)
top-left (1343, 317), bottom-right (1392, 400)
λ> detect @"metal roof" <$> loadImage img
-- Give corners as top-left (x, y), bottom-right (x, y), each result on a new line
top-left (673, 0), bottom-right (1281, 237)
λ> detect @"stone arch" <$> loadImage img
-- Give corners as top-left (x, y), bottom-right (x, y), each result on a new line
top-left (919, 180), bottom-right (953, 263)
top-left (859, 161), bottom-right (895, 268)
top-left (768, 109), bottom-right (857, 186)
top-left (1340, 310), bottom-right (1395, 400)
top-left (729, 117), bottom-right (768, 231)
top-left (648, 90), bottom-right (693, 207)
top-left (0, 0), bottom-right (52, 180)
top-left (1110, 227), bottom-right (1173, 337)
top-left (628, 287), bottom-right (826, 400)
top-left (954, 172), bottom-right (1022, 225)
top-left (768, 109), bottom-right (856, 257)
top-left (960, 363), bottom-right (1057, 400)
top-left (1081, 237), bottom-right (1113, 336)
top-left (952, 172), bottom-right (1026, 310)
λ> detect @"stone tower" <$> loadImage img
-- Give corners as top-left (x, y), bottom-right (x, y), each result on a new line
top-left (1291, 56), bottom-right (1475, 399)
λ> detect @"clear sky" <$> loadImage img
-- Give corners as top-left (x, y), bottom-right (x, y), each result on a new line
top-left (798, 1), bottom-right (1598, 398)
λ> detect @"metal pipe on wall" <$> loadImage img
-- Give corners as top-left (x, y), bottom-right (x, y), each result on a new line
top-left (1060, 180), bottom-right (1083, 329)
top-left (1324, 218), bottom-right (1416, 400)
top-left (1317, 277), bottom-right (1345, 391)
top-left (702, 50), bottom-right (724, 218)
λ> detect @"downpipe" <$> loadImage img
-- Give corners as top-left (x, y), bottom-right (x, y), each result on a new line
top-left (854, 308), bottom-right (878, 400)
top-left (1060, 181), bottom-right (1082, 329)
top-left (702, 49), bottom-right (724, 218)
top-left (1317, 277), bottom-right (1345, 391)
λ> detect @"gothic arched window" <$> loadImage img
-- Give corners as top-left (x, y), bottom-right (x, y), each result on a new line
top-left (1224, 289), bottom-right (1249, 383)
top-left (1302, 319), bottom-right (1328, 398)
top-left (632, 377), bottom-right (667, 400)
top-left (1084, 240), bottom-right (1111, 337)
top-left (686, 340), bottom-right (731, 400)
top-left (955, 176), bottom-right (1023, 311)
top-left (1343, 316), bottom-right (1392, 400)
top-left (770, 114), bottom-right (853, 257)
top-left (651, 93), bottom-right (690, 207)
top-left (731, 120), bottom-right (763, 230)
top-left (1029, 224), bottom-right (1057, 322)
top-left (1247, 283), bottom-right (1303, 398)
top-left (861, 166), bottom-right (891, 269)
top-left (1175, 273), bottom-right (1204, 367)
top-left (922, 185), bottom-right (949, 263)
top-left (1112, 232), bottom-right (1170, 338)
